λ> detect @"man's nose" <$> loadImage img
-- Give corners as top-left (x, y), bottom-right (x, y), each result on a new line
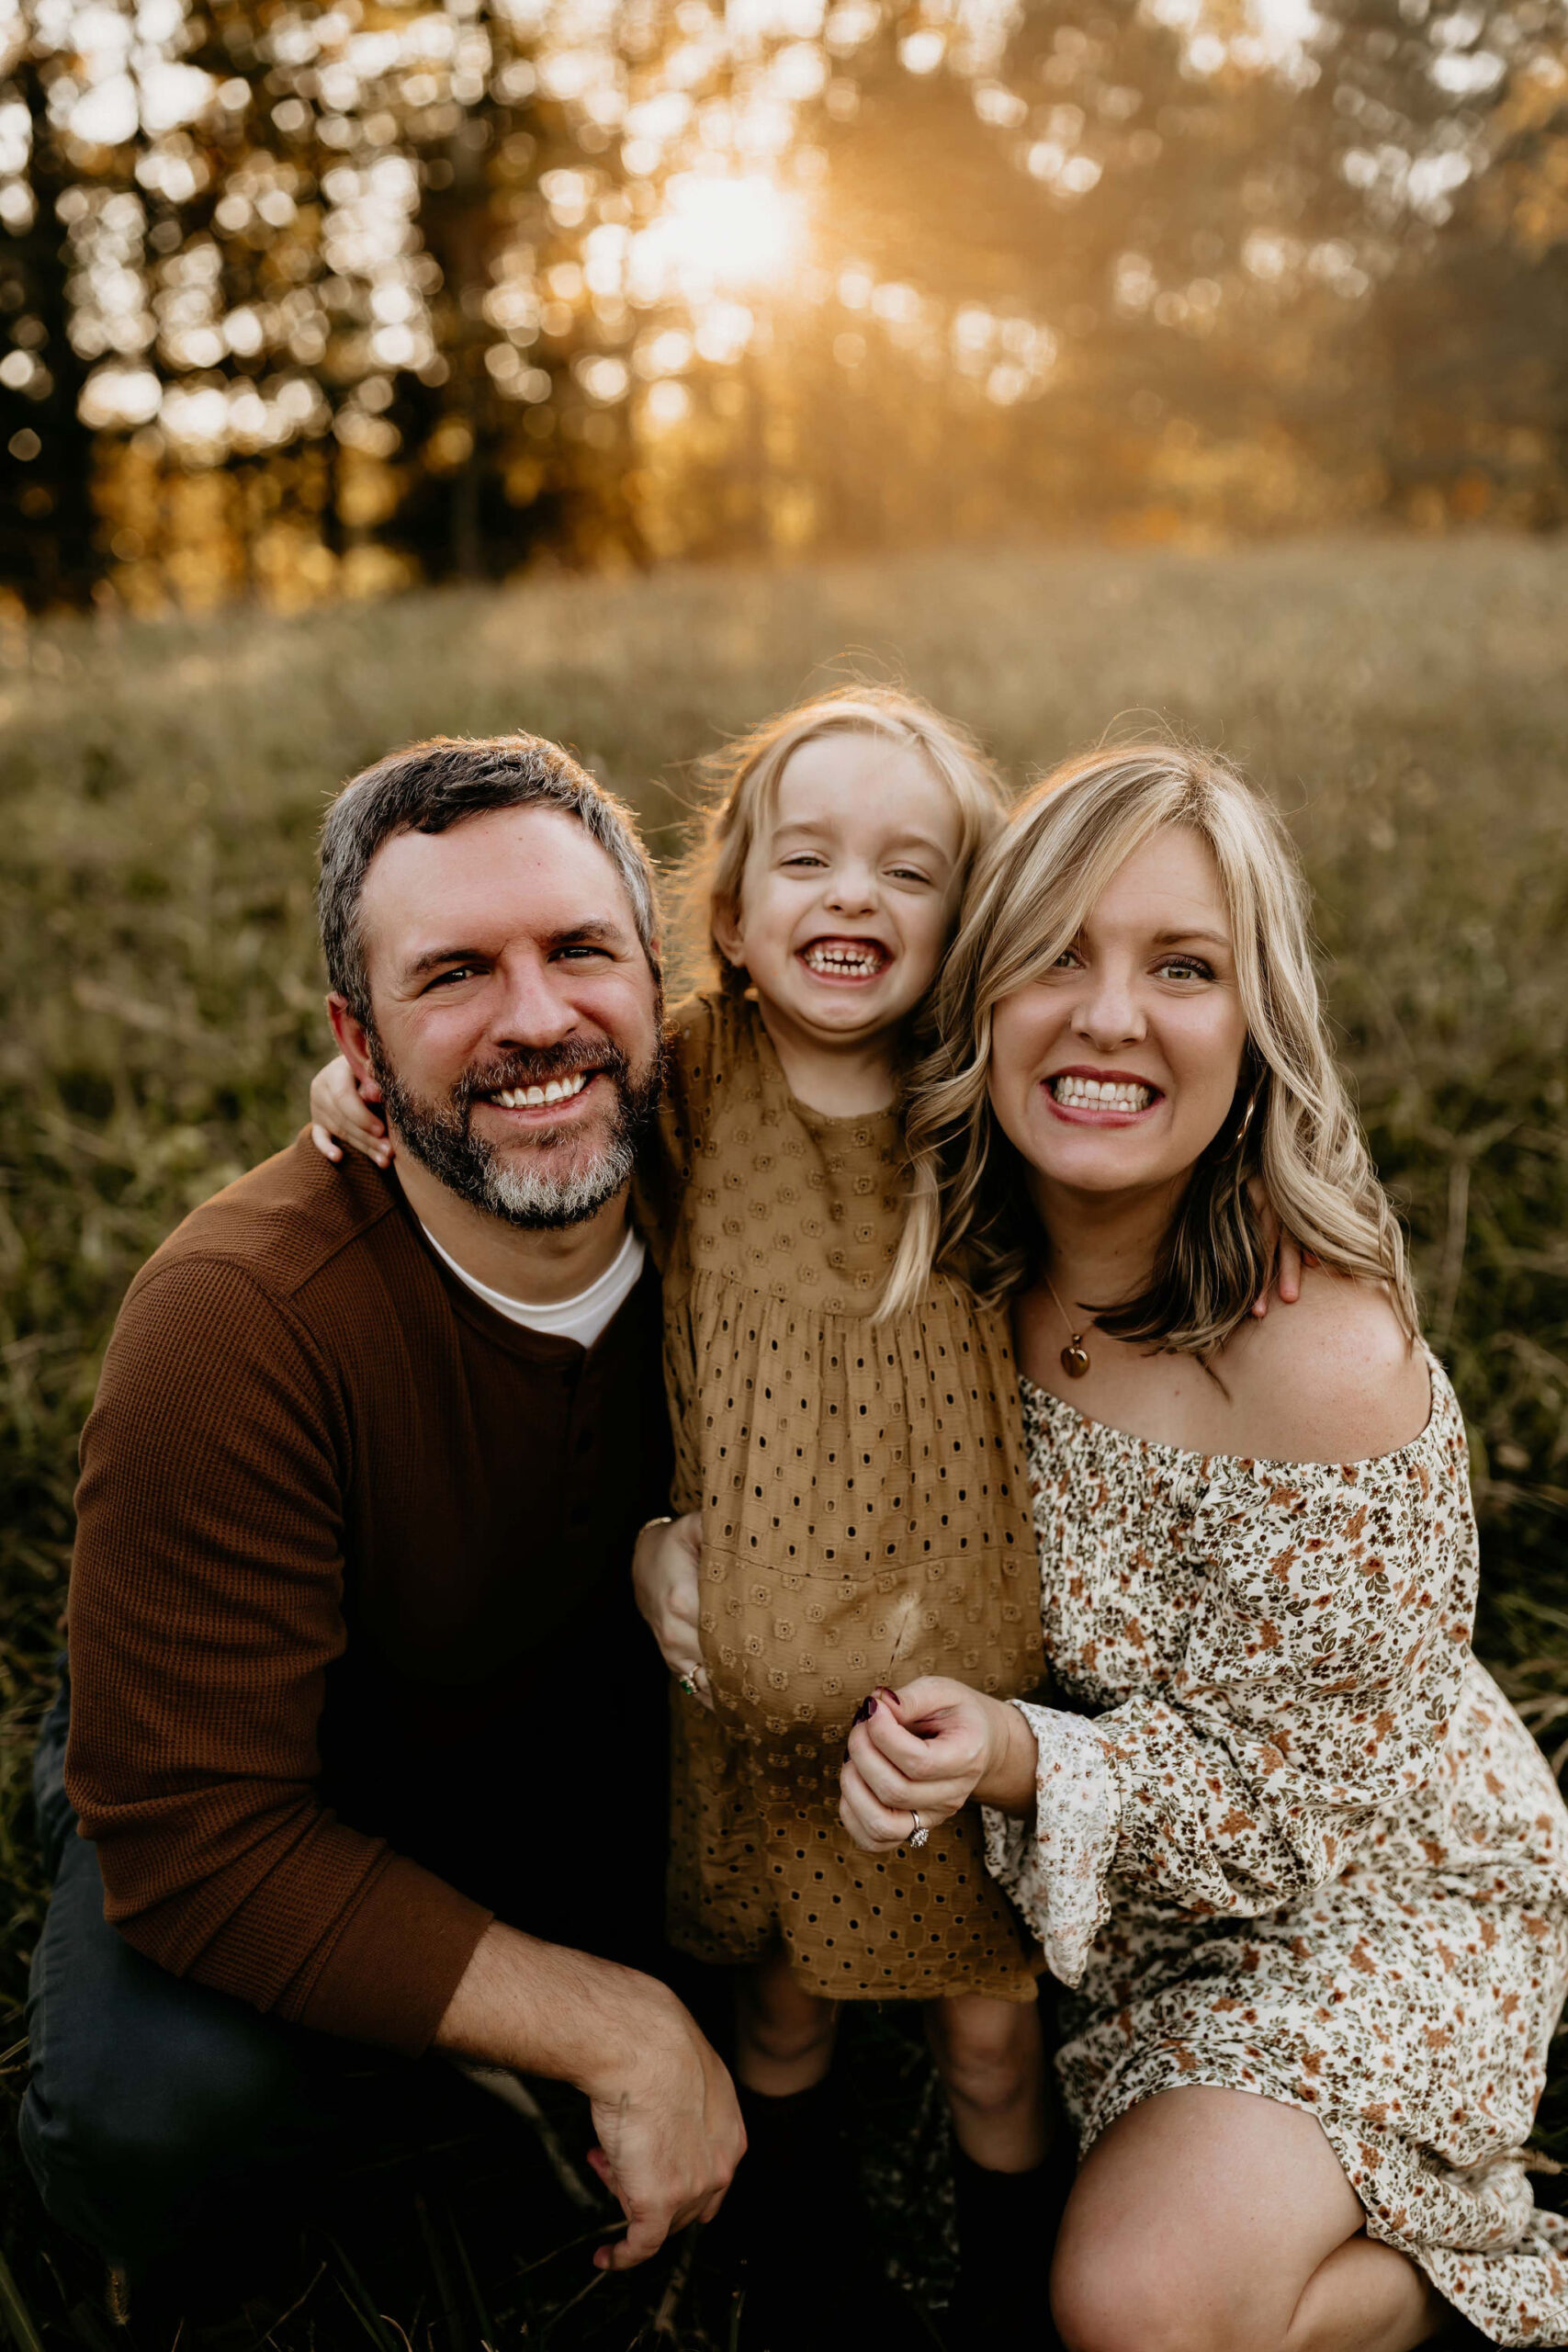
top-left (490, 955), bottom-right (579, 1048)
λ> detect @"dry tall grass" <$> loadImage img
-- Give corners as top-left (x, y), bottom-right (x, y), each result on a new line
top-left (3, 534), bottom-right (1566, 2346)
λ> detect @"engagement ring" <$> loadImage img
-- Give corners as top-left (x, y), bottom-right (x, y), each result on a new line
top-left (908, 1809), bottom-right (929, 1849)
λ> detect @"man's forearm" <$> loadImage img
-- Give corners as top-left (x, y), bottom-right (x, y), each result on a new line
top-left (433, 1921), bottom-right (673, 2095)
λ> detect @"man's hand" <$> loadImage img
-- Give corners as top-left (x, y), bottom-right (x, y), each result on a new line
top-left (631, 1512), bottom-right (712, 1708)
top-left (581, 2001), bottom-right (742, 2269)
top-left (434, 1923), bottom-right (744, 2269)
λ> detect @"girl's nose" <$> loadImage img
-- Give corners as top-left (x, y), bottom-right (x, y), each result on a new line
top-left (826, 864), bottom-right (878, 914)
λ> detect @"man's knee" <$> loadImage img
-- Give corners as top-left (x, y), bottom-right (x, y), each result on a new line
top-left (22, 1833), bottom-right (319, 2254)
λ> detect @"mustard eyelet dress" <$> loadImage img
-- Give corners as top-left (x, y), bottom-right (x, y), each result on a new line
top-left (639, 991), bottom-right (1046, 2001)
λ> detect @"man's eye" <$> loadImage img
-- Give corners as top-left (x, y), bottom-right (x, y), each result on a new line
top-left (556, 943), bottom-right (612, 960)
top-left (425, 964), bottom-right (481, 989)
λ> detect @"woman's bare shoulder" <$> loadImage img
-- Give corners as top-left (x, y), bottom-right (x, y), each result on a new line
top-left (1220, 1267), bottom-right (1431, 1466)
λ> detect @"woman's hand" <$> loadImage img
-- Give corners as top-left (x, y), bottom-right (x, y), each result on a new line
top-left (631, 1513), bottom-right (712, 1708)
top-left (310, 1056), bottom-right (392, 1168)
top-left (839, 1677), bottom-right (1040, 1853)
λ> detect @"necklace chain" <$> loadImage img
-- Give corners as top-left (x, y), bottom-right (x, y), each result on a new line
top-left (1042, 1269), bottom-right (1092, 1380)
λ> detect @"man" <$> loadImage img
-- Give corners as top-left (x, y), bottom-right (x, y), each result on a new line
top-left (21, 734), bottom-right (743, 2298)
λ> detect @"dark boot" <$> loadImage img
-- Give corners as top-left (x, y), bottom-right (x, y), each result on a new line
top-left (698, 2077), bottom-right (908, 2349)
top-left (944, 2142), bottom-right (1070, 2350)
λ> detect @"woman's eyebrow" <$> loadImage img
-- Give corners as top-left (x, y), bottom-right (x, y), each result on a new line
top-left (1150, 927), bottom-right (1231, 949)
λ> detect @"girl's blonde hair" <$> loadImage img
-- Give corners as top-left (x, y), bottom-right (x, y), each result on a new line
top-left (883, 740), bottom-right (1417, 1352)
top-left (671, 686), bottom-right (1010, 997)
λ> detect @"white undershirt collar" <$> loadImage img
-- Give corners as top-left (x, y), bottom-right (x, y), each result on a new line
top-left (420, 1219), bottom-right (646, 1350)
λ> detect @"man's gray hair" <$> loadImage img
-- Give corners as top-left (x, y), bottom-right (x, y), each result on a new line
top-left (319, 732), bottom-right (660, 1025)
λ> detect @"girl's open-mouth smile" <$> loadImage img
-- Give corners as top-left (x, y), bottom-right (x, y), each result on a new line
top-left (797, 935), bottom-right (892, 983)
top-left (1044, 1065), bottom-right (1164, 1125)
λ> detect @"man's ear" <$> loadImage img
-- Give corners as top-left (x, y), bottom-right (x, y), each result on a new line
top-left (327, 994), bottom-right (378, 1091)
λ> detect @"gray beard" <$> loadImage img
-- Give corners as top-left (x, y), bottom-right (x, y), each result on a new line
top-left (368, 1032), bottom-right (663, 1234)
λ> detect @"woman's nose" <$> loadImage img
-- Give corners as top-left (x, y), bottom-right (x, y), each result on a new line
top-left (1073, 973), bottom-right (1145, 1049)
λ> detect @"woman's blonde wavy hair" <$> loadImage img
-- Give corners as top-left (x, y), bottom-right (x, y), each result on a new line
top-left (882, 741), bottom-right (1417, 1354)
top-left (670, 685), bottom-right (1010, 997)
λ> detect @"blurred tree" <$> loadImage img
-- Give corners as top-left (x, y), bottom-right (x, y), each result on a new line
top-left (0, 0), bottom-right (1563, 610)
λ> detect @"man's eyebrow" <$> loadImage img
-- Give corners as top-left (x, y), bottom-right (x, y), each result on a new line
top-left (400, 921), bottom-right (635, 981)
top-left (402, 944), bottom-right (486, 981)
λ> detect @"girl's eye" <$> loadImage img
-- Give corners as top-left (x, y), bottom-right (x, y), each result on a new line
top-left (887, 865), bottom-right (933, 886)
top-left (781, 853), bottom-right (827, 870)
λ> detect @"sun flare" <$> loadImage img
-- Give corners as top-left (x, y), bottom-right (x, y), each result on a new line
top-left (637, 171), bottom-right (806, 301)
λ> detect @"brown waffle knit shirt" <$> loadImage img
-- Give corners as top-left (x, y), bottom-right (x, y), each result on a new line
top-left (63, 1134), bottom-right (671, 2057)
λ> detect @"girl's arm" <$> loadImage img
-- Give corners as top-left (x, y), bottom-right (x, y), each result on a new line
top-left (309, 1056), bottom-right (393, 1168)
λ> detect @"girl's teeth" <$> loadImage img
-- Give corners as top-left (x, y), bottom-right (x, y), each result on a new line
top-left (493, 1072), bottom-right (590, 1110)
top-left (805, 944), bottom-right (884, 976)
top-left (1050, 1075), bottom-right (1154, 1112)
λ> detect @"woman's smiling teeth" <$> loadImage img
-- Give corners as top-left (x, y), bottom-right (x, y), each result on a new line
top-left (490, 1072), bottom-right (592, 1110)
top-left (1050, 1073), bottom-right (1156, 1112)
top-left (801, 939), bottom-right (888, 978)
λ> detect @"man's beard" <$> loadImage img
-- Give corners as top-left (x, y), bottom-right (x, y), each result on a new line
top-left (368, 1029), bottom-right (665, 1232)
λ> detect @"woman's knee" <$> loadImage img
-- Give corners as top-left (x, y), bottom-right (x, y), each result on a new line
top-left (1051, 2233), bottom-right (1280, 2352)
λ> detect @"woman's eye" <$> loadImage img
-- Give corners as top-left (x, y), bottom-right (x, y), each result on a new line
top-left (1155, 956), bottom-right (1214, 982)
top-left (1050, 947), bottom-right (1083, 971)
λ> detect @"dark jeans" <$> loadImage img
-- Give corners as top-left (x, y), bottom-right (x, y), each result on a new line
top-left (20, 1672), bottom-right (457, 2271)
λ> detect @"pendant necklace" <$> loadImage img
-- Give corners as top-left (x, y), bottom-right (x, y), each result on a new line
top-left (1042, 1269), bottom-right (1092, 1379)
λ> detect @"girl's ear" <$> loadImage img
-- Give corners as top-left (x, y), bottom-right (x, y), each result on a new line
top-left (711, 895), bottom-right (748, 970)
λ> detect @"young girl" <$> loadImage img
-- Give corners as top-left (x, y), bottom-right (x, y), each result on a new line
top-left (309, 691), bottom-right (1055, 2338)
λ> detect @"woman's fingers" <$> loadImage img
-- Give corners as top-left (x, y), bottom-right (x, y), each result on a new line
top-left (839, 1758), bottom-right (925, 1853)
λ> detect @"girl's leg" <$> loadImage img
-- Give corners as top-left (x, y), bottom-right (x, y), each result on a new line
top-left (1051, 2086), bottom-right (1452, 2352)
top-left (709, 1953), bottom-right (898, 2339)
top-left (930, 1994), bottom-right (1065, 2349)
top-left (927, 1989), bottom-right (1048, 2169)
top-left (733, 1942), bottom-right (838, 2095)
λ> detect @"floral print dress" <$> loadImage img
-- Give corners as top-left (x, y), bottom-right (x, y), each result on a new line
top-left (985, 1352), bottom-right (1568, 2346)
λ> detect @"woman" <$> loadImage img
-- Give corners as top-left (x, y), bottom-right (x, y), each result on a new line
top-left (841, 743), bottom-right (1568, 2350)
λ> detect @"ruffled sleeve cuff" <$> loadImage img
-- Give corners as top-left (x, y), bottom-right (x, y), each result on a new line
top-left (982, 1701), bottom-right (1122, 1987)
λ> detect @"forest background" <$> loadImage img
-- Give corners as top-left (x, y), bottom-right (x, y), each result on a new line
top-left (1, 0), bottom-right (1566, 603)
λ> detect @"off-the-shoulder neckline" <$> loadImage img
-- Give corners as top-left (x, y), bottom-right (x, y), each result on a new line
top-left (1019, 1345), bottom-right (1447, 1478)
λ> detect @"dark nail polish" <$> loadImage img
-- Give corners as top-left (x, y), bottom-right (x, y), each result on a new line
top-left (851, 1695), bottom-right (877, 1725)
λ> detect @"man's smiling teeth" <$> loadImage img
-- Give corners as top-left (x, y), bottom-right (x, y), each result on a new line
top-left (491, 1072), bottom-right (591, 1110)
top-left (802, 943), bottom-right (886, 977)
top-left (1051, 1075), bottom-right (1155, 1112)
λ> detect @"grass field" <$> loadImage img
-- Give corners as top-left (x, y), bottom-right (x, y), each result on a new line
top-left (3, 534), bottom-right (1567, 2348)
